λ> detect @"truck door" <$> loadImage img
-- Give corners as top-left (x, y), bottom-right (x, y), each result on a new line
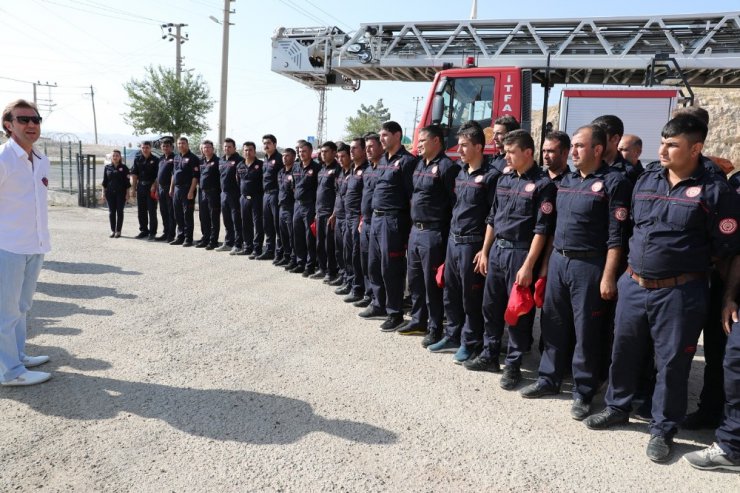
top-left (435, 76), bottom-right (495, 153)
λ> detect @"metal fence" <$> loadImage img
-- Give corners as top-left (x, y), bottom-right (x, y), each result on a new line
top-left (43, 141), bottom-right (98, 208)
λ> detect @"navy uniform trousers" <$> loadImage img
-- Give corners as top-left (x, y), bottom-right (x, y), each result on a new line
top-left (105, 190), bottom-right (126, 233)
top-left (293, 202), bottom-right (316, 270)
top-left (316, 214), bottom-right (337, 275)
top-left (344, 215), bottom-right (363, 296)
top-left (539, 251), bottom-right (608, 401)
top-left (481, 244), bottom-right (536, 367)
top-left (136, 182), bottom-right (158, 235)
top-left (263, 192), bottom-right (280, 256)
top-left (221, 192), bottom-right (243, 248)
top-left (173, 186), bottom-right (195, 242)
top-left (240, 194), bottom-right (264, 254)
top-left (158, 185), bottom-right (176, 240)
top-left (334, 217), bottom-right (347, 282)
top-left (442, 237), bottom-right (485, 347)
top-left (279, 203), bottom-right (294, 263)
top-left (199, 189), bottom-right (221, 245)
top-left (605, 273), bottom-right (708, 438)
top-left (716, 314), bottom-right (740, 460)
top-left (360, 219), bottom-right (375, 300)
top-left (407, 226), bottom-right (446, 332)
top-left (368, 213), bottom-right (409, 316)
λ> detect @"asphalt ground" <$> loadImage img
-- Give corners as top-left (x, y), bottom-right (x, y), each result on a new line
top-left (0, 206), bottom-right (736, 492)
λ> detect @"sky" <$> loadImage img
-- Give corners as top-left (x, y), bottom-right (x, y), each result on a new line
top-left (1, 0), bottom-right (739, 147)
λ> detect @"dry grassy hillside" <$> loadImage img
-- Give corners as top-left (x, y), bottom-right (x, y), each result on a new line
top-left (532, 88), bottom-right (740, 171)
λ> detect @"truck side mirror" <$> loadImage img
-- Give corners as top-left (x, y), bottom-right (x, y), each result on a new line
top-left (431, 95), bottom-right (444, 125)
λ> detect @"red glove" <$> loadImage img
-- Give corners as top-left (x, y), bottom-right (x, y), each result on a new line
top-left (309, 220), bottom-right (317, 238)
top-left (150, 189), bottom-right (158, 201)
top-left (534, 277), bottom-right (546, 308)
top-left (505, 283), bottom-right (535, 326)
top-left (435, 263), bottom-right (445, 288)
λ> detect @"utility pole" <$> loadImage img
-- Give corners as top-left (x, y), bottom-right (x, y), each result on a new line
top-left (161, 23), bottom-right (189, 82)
top-left (412, 96), bottom-right (423, 132)
top-left (211, 1), bottom-right (235, 147)
top-left (34, 81), bottom-right (57, 115)
top-left (85, 85), bottom-right (99, 144)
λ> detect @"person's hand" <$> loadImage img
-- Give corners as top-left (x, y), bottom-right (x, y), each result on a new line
top-left (473, 250), bottom-right (488, 276)
top-left (600, 276), bottom-right (617, 301)
top-left (187, 191), bottom-right (194, 200)
top-left (722, 300), bottom-right (739, 335)
top-left (358, 219), bottom-right (363, 233)
top-left (328, 214), bottom-right (336, 229)
top-left (515, 264), bottom-right (533, 288)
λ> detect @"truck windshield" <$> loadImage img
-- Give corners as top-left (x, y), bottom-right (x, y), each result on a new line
top-left (439, 77), bottom-right (494, 150)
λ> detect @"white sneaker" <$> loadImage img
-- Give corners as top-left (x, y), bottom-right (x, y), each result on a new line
top-left (1, 370), bottom-right (51, 386)
top-left (22, 355), bottom-right (50, 368)
top-left (684, 443), bottom-right (740, 471)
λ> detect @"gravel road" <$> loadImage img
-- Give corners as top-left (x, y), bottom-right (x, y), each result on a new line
top-left (1, 206), bottom-right (736, 492)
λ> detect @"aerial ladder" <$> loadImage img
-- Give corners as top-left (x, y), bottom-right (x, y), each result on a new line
top-left (271, 12), bottom-right (740, 143)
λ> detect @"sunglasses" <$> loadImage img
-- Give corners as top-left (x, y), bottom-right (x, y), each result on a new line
top-left (14, 116), bottom-right (43, 125)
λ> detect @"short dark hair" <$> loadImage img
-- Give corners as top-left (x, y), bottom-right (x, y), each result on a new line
top-left (575, 124), bottom-right (607, 149)
top-left (672, 106), bottom-right (710, 126)
top-left (321, 141), bottom-right (337, 152)
top-left (243, 141), bottom-right (256, 150)
top-left (224, 137), bottom-right (236, 146)
top-left (337, 143), bottom-right (350, 154)
top-left (502, 129), bottom-right (535, 152)
top-left (161, 137), bottom-right (174, 146)
top-left (202, 140), bottom-right (214, 147)
top-left (457, 120), bottom-right (485, 147)
top-left (364, 133), bottom-right (381, 145)
top-left (284, 147), bottom-right (296, 157)
top-left (544, 130), bottom-right (571, 150)
top-left (299, 141), bottom-right (313, 151)
top-left (420, 125), bottom-right (444, 143)
top-left (351, 137), bottom-right (366, 149)
top-left (141, 140), bottom-right (152, 147)
top-left (178, 136), bottom-right (189, 144)
top-left (262, 134), bottom-right (277, 144)
top-left (381, 121), bottom-right (403, 135)
top-left (296, 139), bottom-right (307, 148)
top-left (494, 115), bottom-right (520, 132)
top-left (2, 99), bottom-right (40, 137)
top-left (661, 115), bottom-right (708, 144)
top-left (592, 114), bottom-right (624, 139)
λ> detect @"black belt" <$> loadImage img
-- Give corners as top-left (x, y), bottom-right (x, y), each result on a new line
top-left (496, 238), bottom-right (530, 249)
top-left (451, 233), bottom-right (483, 244)
top-left (373, 209), bottom-right (403, 217)
top-left (555, 249), bottom-right (604, 259)
top-left (297, 199), bottom-right (315, 205)
top-left (413, 221), bottom-right (443, 231)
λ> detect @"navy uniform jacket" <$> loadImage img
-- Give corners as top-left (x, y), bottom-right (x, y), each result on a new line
top-left (411, 150), bottom-right (461, 225)
top-left (609, 153), bottom-right (641, 184)
top-left (547, 167), bottom-right (568, 189)
top-left (278, 164), bottom-right (296, 208)
top-left (316, 160), bottom-right (339, 216)
top-left (645, 155), bottom-right (724, 175)
top-left (361, 164), bottom-right (379, 221)
top-left (130, 152), bottom-right (159, 184)
top-left (262, 151), bottom-right (283, 194)
top-left (728, 172), bottom-right (740, 194)
top-left (293, 160), bottom-right (321, 203)
top-left (345, 161), bottom-right (369, 217)
top-left (629, 158), bottom-right (740, 279)
top-left (199, 154), bottom-right (221, 192)
top-left (334, 166), bottom-right (351, 220)
top-left (236, 159), bottom-right (264, 197)
top-left (552, 163), bottom-right (633, 252)
top-left (173, 151), bottom-right (200, 188)
top-left (219, 153), bottom-right (243, 196)
top-left (102, 163), bottom-right (131, 193)
top-left (372, 147), bottom-right (417, 212)
top-left (490, 153), bottom-right (507, 173)
top-left (450, 159), bottom-right (501, 237)
top-left (487, 165), bottom-right (557, 243)
top-left (157, 152), bottom-right (175, 190)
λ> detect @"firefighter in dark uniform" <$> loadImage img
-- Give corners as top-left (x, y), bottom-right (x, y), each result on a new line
top-left (468, 130), bottom-right (557, 391)
top-left (359, 121), bottom-right (417, 332)
top-left (215, 138), bottom-right (244, 254)
top-left (490, 115), bottom-right (520, 173)
top-left (196, 140), bottom-right (221, 249)
top-left (291, 142), bottom-right (321, 275)
top-left (312, 141), bottom-right (340, 282)
top-left (585, 115), bottom-right (740, 463)
top-left (542, 131), bottom-right (571, 185)
top-left (400, 125), bottom-right (459, 339)
top-left (354, 134), bottom-right (383, 308)
top-left (592, 115), bottom-right (641, 184)
top-left (428, 121), bottom-right (500, 352)
top-left (618, 134), bottom-right (645, 176)
top-left (168, 137), bottom-right (200, 246)
top-left (155, 138), bottom-right (176, 242)
top-left (101, 149), bottom-right (130, 238)
top-left (521, 125), bottom-right (632, 420)
top-left (129, 141), bottom-right (159, 240)
top-left (331, 143), bottom-right (353, 291)
top-left (685, 256), bottom-right (740, 471)
top-left (342, 137), bottom-right (369, 304)
top-left (236, 141), bottom-right (264, 256)
top-left (277, 148), bottom-right (297, 267)
top-left (259, 134), bottom-right (282, 261)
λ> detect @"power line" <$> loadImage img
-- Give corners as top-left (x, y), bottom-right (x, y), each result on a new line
top-left (37, 0), bottom-right (166, 25)
top-left (276, 0), bottom-right (326, 26)
top-left (302, 0), bottom-right (352, 31)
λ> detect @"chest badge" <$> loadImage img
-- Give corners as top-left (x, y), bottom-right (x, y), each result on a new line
top-left (524, 183), bottom-right (536, 193)
top-left (474, 175), bottom-right (484, 183)
top-left (41, 177), bottom-right (48, 188)
top-left (591, 181), bottom-right (604, 192)
top-left (685, 186), bottom-right (702, 198)
top-left (356, 169), bottom-right (363, 176)
top-left (431, 165), bottom-right (438, 175)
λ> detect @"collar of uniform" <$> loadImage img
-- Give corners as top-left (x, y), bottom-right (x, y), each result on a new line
top-left (592, 162), bottom-right (611, 178)
top-left (656, 158), bottom-right (707, 184)
top-left (423, 150), bottom-right (446, 167)
top-left (699, 153), bottom-right (723, 174)
top-left (301, 159), bottom-right (316, 169)
top-left (354, 160), bottom-right (369, 171)
top-left (465, 162), bottom-right (487, 176)
top-left (515, 162), bottom-right (541, 180)
top-left (223, 153), bottom-right (239, 162)
top-left (324, 160), bottom-right (338, 169)
top-left (386, 147), bottom-right (409, 162)
top-left (162, 153), bottom-right (175, 160)
top-left (203, 154), bottom-right (218, 163)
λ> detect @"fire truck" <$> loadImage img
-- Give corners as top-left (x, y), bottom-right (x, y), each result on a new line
top-left (271, 12), bottom-right (740, 155)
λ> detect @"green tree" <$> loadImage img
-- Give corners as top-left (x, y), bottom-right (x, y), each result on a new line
top-left (123, 65), bottom-right (214, 138)
top-left (344, 99), bottom-right (391, 139)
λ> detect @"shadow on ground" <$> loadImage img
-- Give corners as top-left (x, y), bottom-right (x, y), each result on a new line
top-left (43, 260), bottom-right (141, 276)
top-left (36, 282), bottom-right (137, 300)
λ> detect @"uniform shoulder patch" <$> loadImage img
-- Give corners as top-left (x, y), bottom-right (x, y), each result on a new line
top-left (540, 202), bottom-right (553, 214)
top-left (719, 218), bottom-right (737, 235)
top-left (614, 207), bottom-right (628, 221)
